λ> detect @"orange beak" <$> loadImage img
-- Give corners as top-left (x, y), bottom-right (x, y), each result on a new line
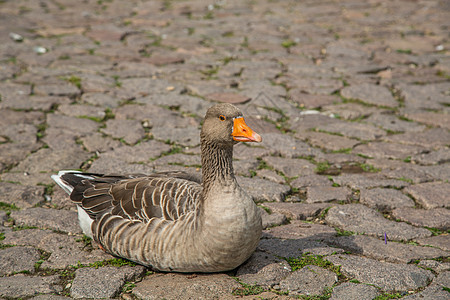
top-left (232, 117), bottom-right (262, 143)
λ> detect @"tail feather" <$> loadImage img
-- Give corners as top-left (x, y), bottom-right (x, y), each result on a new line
top-left (51, 170), bottom-right (97, 195)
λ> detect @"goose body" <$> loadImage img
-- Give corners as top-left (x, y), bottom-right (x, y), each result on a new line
top-left (52, 103), bottom-right (263, 272)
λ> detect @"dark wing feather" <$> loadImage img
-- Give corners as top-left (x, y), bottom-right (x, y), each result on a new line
top-left (63, 171), bottom-right (202, 222)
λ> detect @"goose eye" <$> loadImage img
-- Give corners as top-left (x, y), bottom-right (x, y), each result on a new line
top-left (219, 115), bottom-right (226, 121)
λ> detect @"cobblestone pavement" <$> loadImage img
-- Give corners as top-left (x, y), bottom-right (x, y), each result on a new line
top-left (0, 0), bottom-right (449, 299)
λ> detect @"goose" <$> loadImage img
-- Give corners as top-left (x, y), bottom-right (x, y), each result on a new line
top-left (52, 103), bottom-right (263, 272)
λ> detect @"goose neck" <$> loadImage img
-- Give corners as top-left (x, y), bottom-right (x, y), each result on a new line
top-left (201, 139), bottom-right (235, 192)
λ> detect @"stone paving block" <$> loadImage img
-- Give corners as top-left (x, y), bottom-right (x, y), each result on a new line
top-left (237, 176), bottom-right (290, 202)
top-left (412, 148), bottom-right (450, 165)
top-left (132, 273), bottom-right (241, 300)
top-left (404, 182), bottom-right (450, 209)
top-left (332, 174), bottom-right (410, 190)
top-left (279, 265), bottom-right (337, 296)
top-left (321, 103), bottom-right (380, 121)
top-left (71, 266), bottom-right (146, 299)
top-left (317, 121), bottom-right (386, 140)
top-left (418, 260), bottom-right (450, 274)
top-left (12, 147), bottom-right (90, 174)
top-left (57, 103), bottom-right (106, 119)
top-left (257, 238), bottom-right (343, 258)
top-left (0, 246), bottom-right (41, 276)
top-left (297, 131), bottom-right (359, 152)
top-left (328, 235), bottom-right (448, 264)
top-left (263, 156), bottom-right (316, 178)
top-left (10, 207), bottom-right (81, 234)
top-left (415, 235), bottom-right (450, 251)
top-left (383, 128), bottom-right (450, 149)
top-left (260, 208), bottom-right (288, 229)
top-left (341, 83), bottom-right (397, 107)
top-left (263, 220), bottom-right (336, 240)
top-left (306, 186), bottom-right (352, 203)
top-left (0, 182), bottom-right (45, 209)
top-left (34, 82), bottom-right (81, 98)
top-left (256, 169), bottom-right (286, 184)
top-left (392, 207), bottom-right (450, 230)
top-left (359, 187), bottom-right (415, 212)
top-left (262, 133), bottom-right (324, 159)
top-left (81, 92), bottom-right (121, 108)
top-left (261, 202), bottom-right (332, 221)
top-left (2, 228), bottom-right (112, 269)
top-left (353, 142), bottom-right (427, 160)
top-left (330, 282), bottom-right (380, 300)
top-left (289, 92), bottom-right (340, 109)
top-left (0, 274), bottom-right (62, 299)
top-left (403, 284), bottom-right (450, 300)
top-left (152, 126), bottom-right (200, 147)
top-left (101, 119), bottom-right (145, 145)
top-left (236, 251), bottom-right (291, 287)
top-left (326, 254), bottom-right (434, 292)
top-left (402, 111), bottom-right (450, 129)
top-left (290, 175), bottom-right (333, 188)
top-left (80, 132), bottom-right (122, 153)
top-left (30, 295), bottom-right (71, 300)
top-left (1, 123), bottom-right (38, 143)
top-left (365, 112), bottom-right (426, 133)
top-left (397, 82), bottom-right (449, 111)
top-left (325, 204), bottom-right (431, 241)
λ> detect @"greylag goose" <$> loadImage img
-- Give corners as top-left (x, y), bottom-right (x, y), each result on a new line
top-left (52, 103), bottom-right (263, 272)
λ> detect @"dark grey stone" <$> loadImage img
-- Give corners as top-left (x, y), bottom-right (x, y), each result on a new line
top-left (325, 204), bottom-right (431, 241)
top-left (359, 188), bottom-right (415, 212)
top-left (10, 207), bottom-right (81, 234)
top-left (341, 83), bottom-right (397, 107)
top-left (326, 254), bottom-right (434, 292)
top-left (71, 266), bottom-right (146, 299)
top-left (330, 282), bottom-right (380, 300)
top-left (328, 235), bottom-right (449, 264)
top-left (280, 265), bottom-right (337, 296)
top-left (0, 246), bottom-right (41, 276)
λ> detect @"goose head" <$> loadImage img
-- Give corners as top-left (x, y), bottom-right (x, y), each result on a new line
top-left (201, 103), bottom-right (262, 147)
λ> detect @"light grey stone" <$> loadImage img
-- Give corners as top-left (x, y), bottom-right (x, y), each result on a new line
top-left (10, 207), bottom-right (81, 234)
top-left (0, 182), bottom-right (45, 209)
top-left (332, 174), bottom-right (409, 190)
top-left (0, 274), bottom-right (61, 298)
top-left (0, 246), bottom-right (41, 275)
top-left (260, 208), bottom-right (288, 229)
top-left (326, 254), bottom-right (434, 292)
top-left (263, 220), bottom-right (336, 240)
top-left (404, 182), bottom-right (450, 209)
top-left (415, 235), bottom-right (450, 251)
top-left (403, 284), bottom-right (450, 299)
top-left (258, 238), bottom-right (343, 258)
top-left (261, 202), bottom-right (332, 221)
top-left (306, 186), bottom-right (352, 203)
top-left (328, 235), bottom-right (449, 264)
top-left (325, 204), bottom-right (431, 241)
top-left (359, 188), bottom-right (415, 212)
top-left (330, 282), bottom-right (380, 300)
top-left (101, 119), bottom-right (145, 145)
top-left (236, 251), bottom-right (291, 287)
top-left (71, 266), bottom-right (145, 299)
top-left (237, 176), bottom-right (290, 202)
top-left (263, 156), bottom-right (316, 178)
top-left (280, 265), bottom-right (337, 295)
top-left (392, 207), bottom-right (450, 230)
top-left (132, 273), bottom-right (241, 300)
top-left (152, 126), bottom-right (200, 147)
top-left (341, 83), bottom-right (397, 107)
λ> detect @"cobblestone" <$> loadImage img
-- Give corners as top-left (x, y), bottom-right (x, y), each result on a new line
top-left (0, 0), bottom-right (448, 298)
